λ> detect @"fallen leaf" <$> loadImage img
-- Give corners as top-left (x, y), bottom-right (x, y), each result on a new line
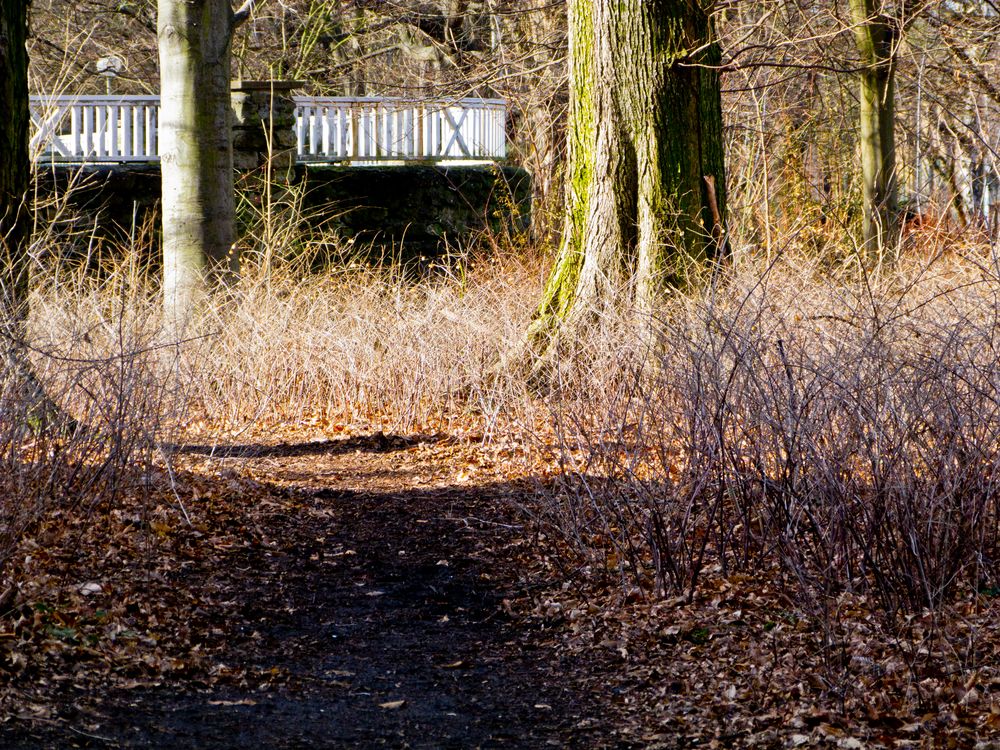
top-left (79, 582), bottom-right (103, 596)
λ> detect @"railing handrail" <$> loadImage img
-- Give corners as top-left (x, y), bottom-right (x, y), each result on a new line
top-left (294, 95), bottom-right (506, 107)
top-left (30, 94), bottom-right (505, 106)
top-left (30, 94), bottom-right (161, 103)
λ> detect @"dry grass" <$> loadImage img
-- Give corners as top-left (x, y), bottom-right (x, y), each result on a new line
top-left (22, 227), bottom-right (548, 439)
top-left (2, 226), bottom-right (546, 574)
top-left (175, 253), bottom-right (543, 435)
top-left (10, 200), bottom-right (1000, 636)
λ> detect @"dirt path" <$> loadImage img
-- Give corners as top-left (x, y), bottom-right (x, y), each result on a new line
top-left (0, 433), bottom-right (620, 749)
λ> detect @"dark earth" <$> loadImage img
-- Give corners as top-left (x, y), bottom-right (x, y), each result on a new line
top-left (0, 434), bottom-right (622, 749)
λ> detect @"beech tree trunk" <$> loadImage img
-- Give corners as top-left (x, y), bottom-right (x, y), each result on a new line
top-left (850, 0), bottom-right (897, 253)
top-left (158, 0), bottom-right (248, 330)
top-left (0, 0), bottom-right (30, 334)
top-left (530, 0), bottom-right (726, 350)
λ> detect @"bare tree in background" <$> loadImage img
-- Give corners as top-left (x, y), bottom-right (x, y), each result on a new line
top-left (29, 0), bottom-right (158, 93)
top-left (25, 0), bottom-right (1000, 265)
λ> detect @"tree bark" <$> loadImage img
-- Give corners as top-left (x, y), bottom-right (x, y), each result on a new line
top-left (850, 0), bottom-right (897, 254)
top-left (158, 0), bottom-right (241, 331)
top-left (529, 0), bottom-right (726, 352)
top-left (0, 0), bottom-right (30, 332)
top-left (1, 0), bottom-right (69, 430)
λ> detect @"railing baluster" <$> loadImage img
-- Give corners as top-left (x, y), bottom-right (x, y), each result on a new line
top-left (480, 106), bottom-right (487, 157)
top-left (471, 106), bottom-right (479, 157)
top-left (429, 107), bottom-right (438, 158)
top-left (309, 106), bottom-right (320, 156)
top-left (395, 107), bottom-right (403, 158)
top-left (82, 107), bottom-right (93, 156)
top-left (358, 104), bottom-right (367, 160)
top-left (97, 104), bottom-right (105, 156)
top-left (110, 104), bottom-right (120, 158)
top-left (295, 107), bottom-right (305, 157)
top-left (147, 103), bottom-right (154, 158)
top-left (403, 107), bottom-right (412, 158)
top-left (336, 104), bottom-right (344, 159)
top-left (368, 104), bottom-right (376, 159)
top-left (122, 104), bottom-right (132, 158)
top-left (381, 104), bottom-right (389, 158)
top-left (322, 104), bottom-right (333, 157)
top-left (71, 105), bottom-right (82, 156)
top-left (498, 105), bottom-right (504, 158)
top-left (380, 104), bottom-right (388, 158)
top-left (136, 104), bottom-right (145, 158)
top-left (418, 105), bottom-right (427, 159)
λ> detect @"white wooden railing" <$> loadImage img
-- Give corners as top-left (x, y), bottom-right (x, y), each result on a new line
top-left (294, 96), bottom-right (506, 162)
top-left (30, 95), bottom-right (160, 162)
top-left (29, 94), bottom-right (507, 164)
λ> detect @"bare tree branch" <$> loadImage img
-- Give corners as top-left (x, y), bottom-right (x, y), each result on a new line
top-left (232, 0), bottom-right (256, 29)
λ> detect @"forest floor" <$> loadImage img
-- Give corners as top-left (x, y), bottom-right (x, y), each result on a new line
top-left (1, 420), bottom-right (1000, 748)
top-left (0, 421), bottom-right (628, 749)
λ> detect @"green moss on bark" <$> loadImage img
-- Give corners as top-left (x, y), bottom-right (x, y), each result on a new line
top-left (850, 0), bottom-right (897, 254)
top-left (528, 0), bottom-right (595, 346)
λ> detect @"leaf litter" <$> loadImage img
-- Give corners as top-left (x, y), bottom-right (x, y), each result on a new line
top-left (0, 415), bottom-right (998, 747)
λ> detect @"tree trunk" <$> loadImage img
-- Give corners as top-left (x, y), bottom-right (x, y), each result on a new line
top-left (0, 0), bottom-right (30, 332)
top-left (158, 0), bottom-right (240, 331)
top-left (1, 0), bottom-right (69, 429)
top-left (529, 0), bottom-right (726, 352)
top-left (850, 0), bottom-right (897, 254)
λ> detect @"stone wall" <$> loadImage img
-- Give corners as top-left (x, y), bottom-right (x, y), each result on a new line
top-left (230, 80), bottom-right (300, 177)
top-left (33, 163), bottom-right (531, 262)
top-left (297, 164), bottom-right (530, 258)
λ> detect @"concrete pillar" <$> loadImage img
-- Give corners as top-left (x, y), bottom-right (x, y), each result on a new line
top-left (230, 80), bottom-right (302, 179)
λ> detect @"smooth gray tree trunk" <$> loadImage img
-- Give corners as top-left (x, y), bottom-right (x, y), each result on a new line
top-left (158, 0), bottom-right (252, 331)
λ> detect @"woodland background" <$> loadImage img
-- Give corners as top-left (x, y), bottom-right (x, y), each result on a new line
top-left (3, 0), bottom-right (1000, 746)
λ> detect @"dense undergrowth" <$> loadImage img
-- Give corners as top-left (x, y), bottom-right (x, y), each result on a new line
top-left (544, 242), bottom-right (1000, 616)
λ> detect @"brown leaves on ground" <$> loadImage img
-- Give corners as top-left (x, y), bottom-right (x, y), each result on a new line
top-left (0, 414), bottom-right (999, 748)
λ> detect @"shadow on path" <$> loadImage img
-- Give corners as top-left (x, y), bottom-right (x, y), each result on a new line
top-left (1, 437), bottom-right (612, 749)
top-left (167, 431), bottom-right (441, 459)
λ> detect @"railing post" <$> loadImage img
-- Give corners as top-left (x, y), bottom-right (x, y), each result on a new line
top-left (230, 80), bottom-right (303, 180)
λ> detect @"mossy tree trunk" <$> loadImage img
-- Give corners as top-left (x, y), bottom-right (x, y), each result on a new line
top-left (850, 0), bottom-right (897, 254)
top-left (157, 0), bottom-right (253, 331)
top-left (529, 0), bottom-right (726, 352)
